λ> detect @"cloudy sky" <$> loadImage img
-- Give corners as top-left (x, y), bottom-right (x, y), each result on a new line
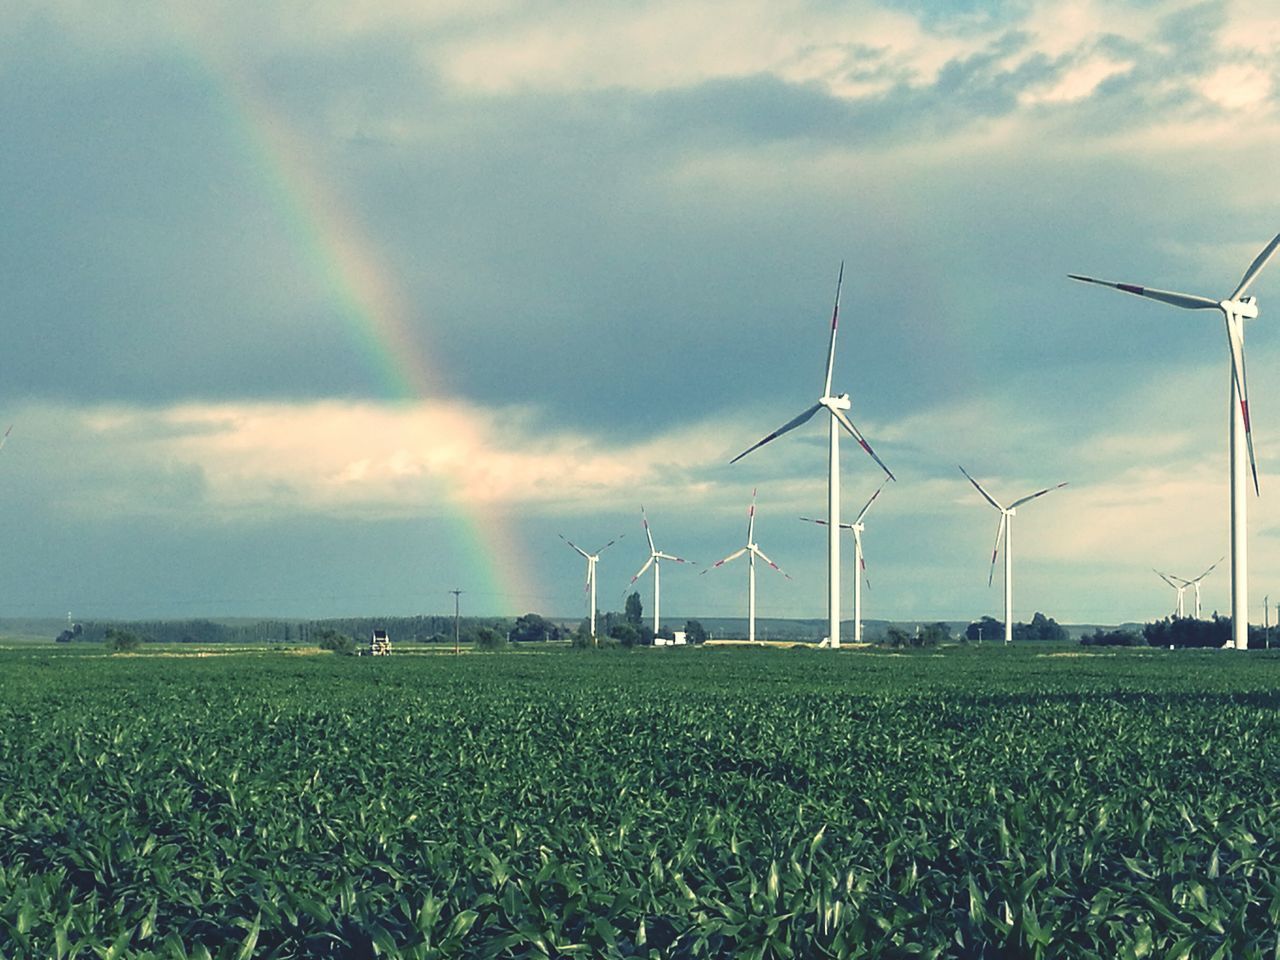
top-left (3, 0), bottom-right (1280, 626)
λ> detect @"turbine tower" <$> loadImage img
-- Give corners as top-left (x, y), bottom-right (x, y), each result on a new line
top-left (1154, 569), bottom-right (1189, 618)
top-left (730, 264), bottom-right (894, 648)
top-left (559, 533), bottom-right (624, 644)
top-left (959, 466), bottom-right (1067, 645)
top-left (801, 478), bottom-right (889, 644)
top-left (1071, 232), bottom-right (1280, 650)
top-left (703, 489), bottom-right (790, 643)
top-left (629, 507), bottom-right (692, 636)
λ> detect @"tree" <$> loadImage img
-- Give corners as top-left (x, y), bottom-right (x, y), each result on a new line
top-left (683, 620), bottom-right (708, 645)
top-left (316, 629), bottom-right (357, 656)
top-left (473, 627), bottom-right (506, 650)
top-left (625, 592), bottom-right (644, 627)
top-left (105, 629), bottom-right (142, 653)
top-left (1081, 627), bottom-right (1143, 647)
top-left (918, 622), bottom-right (951, 646)
top-left (885, 626), bottom-right (911, 648)
top-left (1014, 612), bottom-right (1068, 643)
top-left (965, 616), bottom-right (1003, 643)
top-left (510, 613), bottom-right (560, 643)
top-left (611, 623), bottom-right (639, 648)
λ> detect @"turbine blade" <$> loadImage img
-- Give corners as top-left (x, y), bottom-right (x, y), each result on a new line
top-left (1225, 313), bottom-right (1260, 495)
top-left (594, 534), bottom-right (625, 555)
top-left (799, 516), bottom-right (828, 525)
top-left (558, 534), bottom-right (591, 560)
top-left (1009, 482), bottom-right (1069, 509)
top-left (829, 406), bottom-right (895, 480)
top-left (0, 424), bottom-right (10, 453)
top-left (657, 551), bottom-right (693, 564)
top-left (752, 545), bottom-right (790, 579)
top-left (641, 506), bottom-right (656, 553)
top-left (729, 403), bottom-right (822, 464)
top-left (988, 514), bottom-right (1006, 588)
top-left (704, 547), bottom-right (747, 573)
top-left (1192, 557), bottom-right (1224, 583)
top-left (630, 555), bottom-right (654, 584)
top-left (853, 477), bottom-right (890, 525)
top-left (1230, 231), bottom-right (1280, 301)
top-left (959, 465), bottom-right (1003, 512)
top-left (1154, 569), bottom-right (1179, 589)
top-left (822, 262), bottom-right (844, 399)
top-left (855, 529), bottom-right (870, 590)
top-left (747, 488), bottom-right (757, 544)
top-left (1068, 274), bottom-right (1218, 310)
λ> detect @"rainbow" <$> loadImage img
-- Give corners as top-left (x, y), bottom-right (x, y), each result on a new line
top-left (185, 22), bottom-right (539, 615)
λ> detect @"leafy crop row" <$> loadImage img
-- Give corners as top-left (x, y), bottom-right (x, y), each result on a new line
top-left (2, 647), bottom-right (1280, 957)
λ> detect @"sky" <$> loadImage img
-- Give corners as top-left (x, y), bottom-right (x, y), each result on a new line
top-left (3, 0), bottom-right (1280, 627)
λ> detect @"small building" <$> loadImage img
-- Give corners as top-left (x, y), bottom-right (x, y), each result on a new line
top-left (369, 628), bottom-right (391, 656)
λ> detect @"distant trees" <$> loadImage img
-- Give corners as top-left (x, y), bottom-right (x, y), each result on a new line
top-left (55, 623), bottom-right (83, 644)
top-left (316, 629), bottom-right (357, 656)
top-left (965, 617), bottom-right (1003, 642)
top-left (883, 623), bottom-right (950, 648)
top-left (105, 629), bottom-right (142, 653)
top-left (1143, 616), bottom-right (1231, 648)
top-left (1081, 627), bottom-right (1143, 647)
top-left (624, 592), bottom-right (644, 627)
top-left (683, 620), bottom-right (708, 645)
top-left (1014, 612), bottom-right (1068, 643)
top-left (510, 613), bottom-right (561, 643)
top-left (473, 627), bottom-right (506, 651)
top-left (611, 623), bottom-right (640, 647)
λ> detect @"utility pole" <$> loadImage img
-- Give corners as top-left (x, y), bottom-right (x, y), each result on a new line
top-left (450, 589), bottom-right (463, 655)
top-left (1266, 594), bottom-right (1271, 650)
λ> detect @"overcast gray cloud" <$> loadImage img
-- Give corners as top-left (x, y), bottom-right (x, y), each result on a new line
top-left (2, 0), bottom-right (1279, 625)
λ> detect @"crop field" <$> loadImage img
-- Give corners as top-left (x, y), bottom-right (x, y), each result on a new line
top-left (3, 645), bottom-right (1280, 958)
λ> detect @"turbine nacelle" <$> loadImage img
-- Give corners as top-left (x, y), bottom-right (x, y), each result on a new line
top-left (819, 394), bottom-right (852, 411)
top-left (1225, 298), bottom-right (1260, 319)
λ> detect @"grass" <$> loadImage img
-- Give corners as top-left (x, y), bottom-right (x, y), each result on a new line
top-left (2, 643), bottom-right (1280, 957)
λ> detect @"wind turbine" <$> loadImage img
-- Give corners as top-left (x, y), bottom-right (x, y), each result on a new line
top-left (1185, 557), bottom-right (1223, 619)
top-left (1154, 569), bottom-right (1189, 618)
top-left (730, 264), bottom-right (894, 649)
top-left (559, 533), bottom-right (624, 645)
top-left (629, 507), bottom-right (693, 636)
top-left (959, 466), bottom-right (1067, 645)
top-left (801, 478), bottom-right (889, 644)
top-left (702, 489), bottom-right (790, 643)
top-left (0, 426), bottom-right (10, 453)
top-left (1071, 232), bottom-right (1280, 650)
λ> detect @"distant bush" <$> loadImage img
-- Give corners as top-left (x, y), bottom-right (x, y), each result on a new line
top-left (105, 629), bottom-right (142, 653)
top-left (316, 629), bottom-right (357, 656)
top-left (473, 627), bottom-right (506, 651)
top-left (611, 624), bottom-right (639, 648)
top-left (1080, 628), bottom-right (1143, 647)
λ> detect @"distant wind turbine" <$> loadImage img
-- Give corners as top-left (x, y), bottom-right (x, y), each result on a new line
top-left (1185, 557), bottom-right (1223, 619)
top-left (629, 507), bottom-right (693, 635)
top-left (730, 264), bottom-right (894, 648)
top-left (559, 533), bottom-right (624, 644)
top-left (1154, 569), bottom-right (1190, 618)
top-left (801, 478), bottom-right (889, 644)
top-left (960, 466), bottom-right (1067, 645)
top-left (702, 489), bottom-right (790, 643)
top-left (1071, 231), bottom-right (1280, 650)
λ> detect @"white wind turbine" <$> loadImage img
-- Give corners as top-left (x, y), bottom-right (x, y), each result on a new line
top-left (629, 507), bottom-right (693, 635)
top-left (1185, 557), bottom-right (1223, 619)
top-left (559, 533), bottom-right (624, 644)
top-left (702, 488), bottom-right (790, 643)
top-left (1071, 232), bottom-right (1280, 651)
top-left (800, 478), bottom-right (889, 645)
top-left (1154, 569), bottom-right (1190, 618)
top-left (959, 466), bottom-right (1067, 645)
top-left (730, 264), bottom-right (894, 648)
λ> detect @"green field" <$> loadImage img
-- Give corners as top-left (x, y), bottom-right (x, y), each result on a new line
top-left (3, 644), bottom-right (1280, 958)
